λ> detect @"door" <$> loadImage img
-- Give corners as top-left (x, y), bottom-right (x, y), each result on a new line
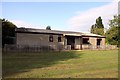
top-left (97, 39), bottom-right (102, 48)
top-left (67, 36), bottom-right (75, 50)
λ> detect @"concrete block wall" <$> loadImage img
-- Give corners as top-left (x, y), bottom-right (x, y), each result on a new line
top-left (16, 33), bottom-right (64, 50)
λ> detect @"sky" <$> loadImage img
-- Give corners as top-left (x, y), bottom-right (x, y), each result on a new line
top-left (2, 1), bottom-right (118, 33)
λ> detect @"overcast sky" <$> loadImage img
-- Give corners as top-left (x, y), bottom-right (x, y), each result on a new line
top-left (2, 0), bottom-right (118, 33)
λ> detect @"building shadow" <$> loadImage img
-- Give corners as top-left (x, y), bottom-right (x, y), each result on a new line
top-left (2, 50), bottom-right (83, 78)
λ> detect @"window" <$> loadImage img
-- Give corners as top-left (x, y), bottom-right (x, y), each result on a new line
top-left (49, 35), bottom-right (53, 42)
top-left (83, 38), bottom-right (89, 44)
top-left (58, 36), bottom-right (62, 42)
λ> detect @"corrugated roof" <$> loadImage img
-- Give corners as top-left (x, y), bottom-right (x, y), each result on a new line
top-left (16, 28), bottom-right (105, 38)
top-left (82, 33), bottom-right (105, 38)
top-left (16, 28), bottom-right (83, 36)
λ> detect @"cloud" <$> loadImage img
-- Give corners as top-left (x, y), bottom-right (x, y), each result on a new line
top-left (10, 20), bottom-right (33, 28)
top-left (67, 2), bottom-right (118, 33)
top-left (10, 20), bottom-right (45, 29)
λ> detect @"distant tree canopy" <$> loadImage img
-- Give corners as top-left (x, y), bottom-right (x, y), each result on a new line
top-left (46, 26), bottom-right (51, 30)
top-left (90, 16), bottom-right (104, 35)
top-left (105, 15), bottom-right (120, 46)
top-left (1, 18), bottom-right (17, 48)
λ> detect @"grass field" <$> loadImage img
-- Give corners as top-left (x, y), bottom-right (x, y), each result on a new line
top-left (3, 50), bottom-right (118, 78)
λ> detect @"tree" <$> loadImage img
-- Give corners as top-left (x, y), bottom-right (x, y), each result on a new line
top-left (46, 26), bottom-right (51, 30)
top-left (96, 17), bottom-right (104, 28)
top-left (90, 25), bottom-right (95, 33)
top-left (2, 18), bottom-right (17, 48)
top-left (105, 15), bottom-right (120, 46)
top-left (90, 16), bottom-right (104, 35)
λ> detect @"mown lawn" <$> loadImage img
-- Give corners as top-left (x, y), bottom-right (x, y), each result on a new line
top-left (2, 50), bottom-right (118, 78)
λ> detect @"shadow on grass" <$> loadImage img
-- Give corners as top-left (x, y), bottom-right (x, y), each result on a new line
top-left (2, 51), bottom-right (82, 78)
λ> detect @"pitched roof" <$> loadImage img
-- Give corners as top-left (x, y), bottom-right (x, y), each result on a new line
top-left (15, 27), bottom-right (105, 38)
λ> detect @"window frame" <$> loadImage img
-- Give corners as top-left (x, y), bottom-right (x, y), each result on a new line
top-left (49, 35), bottom-right (53, 42)
top-left (82, 38), bottom-right (89, 44)
top-left (58, 36), bottom-right (62, 42)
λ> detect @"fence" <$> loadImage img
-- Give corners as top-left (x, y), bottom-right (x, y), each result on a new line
top-left (3, 44), bottom-right (64, 52)
top-left (3, 44), bottom-right (118, 52)
top-left (82, 44), bottom-right (118, 50)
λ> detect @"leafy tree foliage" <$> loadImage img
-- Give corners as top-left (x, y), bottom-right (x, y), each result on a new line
top-left (105, 15), bottom-right (120, 46)
top-left (90, 16), bottom-right (104, 35)
top-left (1, 18), bottom-right (17, 48)
top-left (46, 26), bottom-right (51, 30)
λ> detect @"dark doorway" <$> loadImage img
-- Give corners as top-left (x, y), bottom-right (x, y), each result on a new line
top-left (97, 39), bottom-right (102, 48)
top-left (97, 39), bottom-right (102, 45)
top-left (67, 36), bottom-right (75, 50)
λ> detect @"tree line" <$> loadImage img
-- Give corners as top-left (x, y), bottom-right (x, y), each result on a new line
top-left (1, 19), bottom-right (17, 48)
top-left (90, 15), bottom-right (119, 46)
top-left (1, 15), bottom-right (120, 48)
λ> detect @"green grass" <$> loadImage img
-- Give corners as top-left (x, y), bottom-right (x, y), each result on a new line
top-left (3, 50), bottom-right (118, 78)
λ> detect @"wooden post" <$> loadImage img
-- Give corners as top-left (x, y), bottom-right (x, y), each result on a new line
top-left (80, 37), bottom-right (82, 50)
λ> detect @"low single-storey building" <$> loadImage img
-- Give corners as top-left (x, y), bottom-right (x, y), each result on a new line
top-left (15, 27), bottom-right (106, 50)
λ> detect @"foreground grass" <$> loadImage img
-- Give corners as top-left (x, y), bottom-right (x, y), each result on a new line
top-left (3, 50), bottom-right (118, 78)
